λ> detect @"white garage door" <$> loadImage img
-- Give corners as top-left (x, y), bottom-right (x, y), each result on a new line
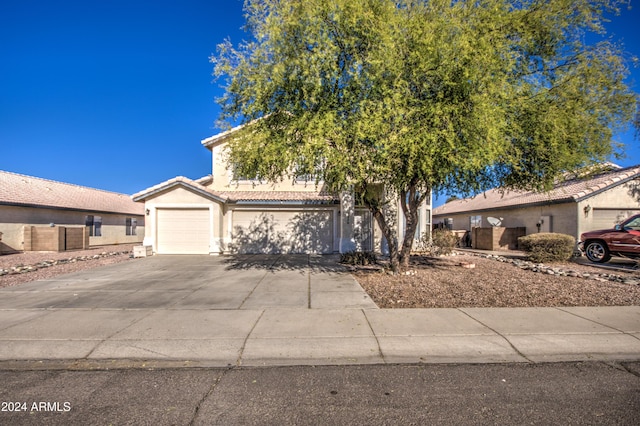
top-left (232, 210), bottom-right (334, 254)
top-left (156, 208), bottom-right (210, 254)
top-left (592, 209), bottom-right (640, 230)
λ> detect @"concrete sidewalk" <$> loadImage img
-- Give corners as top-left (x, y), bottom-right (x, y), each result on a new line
top-left (1, 306), bottom-right (639, 367)
top-left (0, 255), bottom-right (639, 367)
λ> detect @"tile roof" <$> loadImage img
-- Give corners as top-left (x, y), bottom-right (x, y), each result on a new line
top-left (131, 176), bottom-right (228, 203)
top-left (132, 176), bottom-right (338, 204)
top-left (433, 164), bottom-right (640, 216)
top-left (218, 190), bottom-right (338, 203)
top-left (0, 170), bottom-right (144, 215)
top-left (201, 123), bottom-right (246, 148)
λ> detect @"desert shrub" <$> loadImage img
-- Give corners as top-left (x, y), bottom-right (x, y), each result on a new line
top-left (340, 250), bottom-right (377, 265)
top-left (518, 233), bottom-right (575, 263)
top-left (412, 231), bottom-right (430, 253)
top-left (417, 229), bottom-right (459, 256)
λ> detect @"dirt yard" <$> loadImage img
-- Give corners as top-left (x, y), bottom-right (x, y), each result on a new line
top-left (354, 254), bottom-right (640, 308)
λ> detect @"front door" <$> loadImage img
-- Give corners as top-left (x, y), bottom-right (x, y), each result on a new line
top-left (354, 209), bottom-right (372, 251)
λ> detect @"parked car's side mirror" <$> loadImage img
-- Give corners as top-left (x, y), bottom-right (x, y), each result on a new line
top-left (614, 224), bottom-right (622, 231)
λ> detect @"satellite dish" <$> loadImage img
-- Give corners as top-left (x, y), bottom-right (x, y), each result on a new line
top-left (487, 217), bottom-right (503, 227)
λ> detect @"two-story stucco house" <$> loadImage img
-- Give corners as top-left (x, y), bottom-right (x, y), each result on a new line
top-left (132, 129), bottom-right (432, 255)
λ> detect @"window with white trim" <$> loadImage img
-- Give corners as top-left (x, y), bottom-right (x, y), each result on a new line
top-left (126, 218), bottom-right (137, 236)
top-left (85, 215), bottom-right (102, 237)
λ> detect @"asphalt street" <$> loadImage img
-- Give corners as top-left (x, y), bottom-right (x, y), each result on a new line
top-left (1, 362), bottom-right (639, 425)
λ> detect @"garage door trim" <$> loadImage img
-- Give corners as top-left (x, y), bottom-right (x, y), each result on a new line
top-left (231, 208), bottom-right (337, 254)
top-left (156, 207), bottom-right (212, 254)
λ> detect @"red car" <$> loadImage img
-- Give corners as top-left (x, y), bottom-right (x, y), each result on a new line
top-left (579, 214), bottom-right (640, 263)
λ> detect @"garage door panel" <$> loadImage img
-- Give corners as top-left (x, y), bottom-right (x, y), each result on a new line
top-left (232, 210), bottom-right (333, 254)
top-left (157, 209), bottom-right (210, 254)
top-left (231, 211), bottom-right (278, 254)
top-left (592, 209), bottom-right (640, 231)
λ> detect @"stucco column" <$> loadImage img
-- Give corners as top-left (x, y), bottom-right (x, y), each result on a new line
top-left (339, 190), bottom-right (356, 253)
top-left (142, 205), bottom-right (155, 250)
top-left (208, 205), bottom-right (222, 255)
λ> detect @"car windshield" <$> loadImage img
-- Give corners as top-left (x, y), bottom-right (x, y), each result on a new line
top-left (623, 217), bottom-right (640, 231)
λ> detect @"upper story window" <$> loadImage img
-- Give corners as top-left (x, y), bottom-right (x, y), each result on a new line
top-left (295, 173), bottom-right (319, 183)
top-left (230, 158), bottom-right (326, 183)
top-left (294, 158), bottom-right (325, 183)
top-left (231, 163), bottom-right (260, 182)
top-left (126, 218), bottom-right (137, 236)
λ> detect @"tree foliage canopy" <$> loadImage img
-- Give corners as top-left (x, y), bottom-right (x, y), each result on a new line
top-left (214, 0), bottom-right (636, 193)
top-left (212, 0), bottom-right (637, 270)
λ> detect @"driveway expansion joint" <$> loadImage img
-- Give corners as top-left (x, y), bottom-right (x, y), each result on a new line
top-left (456, 308), bottom-right (534, 363)
top-left (362, 309), bottom-right (386, 364)
top-left (84, 309), bottom-right (158, 360)
top-left (236, 309), bottom-right (265, 367)
top-left (555, 306), bottom-right (640, 341)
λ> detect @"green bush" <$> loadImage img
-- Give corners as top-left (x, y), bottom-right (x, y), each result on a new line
top-left (431, 228), bottom-right (459, 256)
top-left (518, 233), bottom-right (575, 263)
top-left (340, 250), bottom-right (377, 266)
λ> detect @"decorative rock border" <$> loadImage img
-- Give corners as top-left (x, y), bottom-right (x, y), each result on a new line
top-left (0, 251), bottom-right (132, 277)
top-left (455, 251), bottom-right (640, 286)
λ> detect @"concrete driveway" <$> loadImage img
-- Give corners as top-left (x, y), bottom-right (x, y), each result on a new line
top-left (1, 254), bottom-right (639, 367)
top-left (0, 254), bottom-right (377, 310)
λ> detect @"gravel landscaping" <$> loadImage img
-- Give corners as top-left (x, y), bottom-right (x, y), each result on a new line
top-left (0, 244), bottom-right (136, 288)
top-left (3, 246), bottom-right (640, 308)
top-left (354, 252), bottom-right (640, 308)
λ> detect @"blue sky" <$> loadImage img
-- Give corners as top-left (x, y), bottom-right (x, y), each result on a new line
top-left (1, 0), bottom-right (638, 208)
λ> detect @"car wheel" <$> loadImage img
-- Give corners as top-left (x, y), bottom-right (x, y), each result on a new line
top-left (584, 240), bottom-right (611, 263)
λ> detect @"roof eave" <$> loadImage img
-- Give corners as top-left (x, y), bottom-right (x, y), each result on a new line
top-left (433, 197), bottom-right (575, 216)
top-left (0, 201), bottom-right (144, 216)
top-left (201, 123), bottom-right (246, 149)
top-left (572, 173), bottom-right (640, 203)
top-left (232, 199), bottom-right (339, 205)
top-left (132, 181), bottom-right (227, 204)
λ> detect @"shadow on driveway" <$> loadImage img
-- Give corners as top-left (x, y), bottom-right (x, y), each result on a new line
top-left (222, 253), bottom-right (348, 273)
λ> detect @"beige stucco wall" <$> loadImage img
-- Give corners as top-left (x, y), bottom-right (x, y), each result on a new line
top-left (0, 205), bottom-right (144, 253)
top-left (434, 180), bottom-right (640, 243)
top-left (141, 184), bottom-right (345, 254)
top-left (206, 142), bottom-right (328, 193)
top-left (433, 202), bottom-right (578, 240)
top-left (576, 179), bottom-right (640, 235)
top-left (89, 213), bottom-right (145, 246)
top-left (141, 186), bottom-right (223, 254)
top-left (584, 179), bottom-right (640, 209)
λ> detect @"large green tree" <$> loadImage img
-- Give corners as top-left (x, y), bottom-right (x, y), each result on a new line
top-left (213, 0), bottom-right (637, 272)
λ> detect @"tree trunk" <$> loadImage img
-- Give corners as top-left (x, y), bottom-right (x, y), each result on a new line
top-left (370, 205), bottom-right (400, 273)
top-left (398, 182), bottom-right (428, 270)
top-left (360, 182), bottom-right (428, 273)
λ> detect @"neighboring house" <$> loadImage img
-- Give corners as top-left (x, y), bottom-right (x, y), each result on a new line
top-left (432, 164), bottom-right (640, 241)
top-left (0, 170), bottom-right (145, 253)
top-left (132, 130), bottom-right (432, 255)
